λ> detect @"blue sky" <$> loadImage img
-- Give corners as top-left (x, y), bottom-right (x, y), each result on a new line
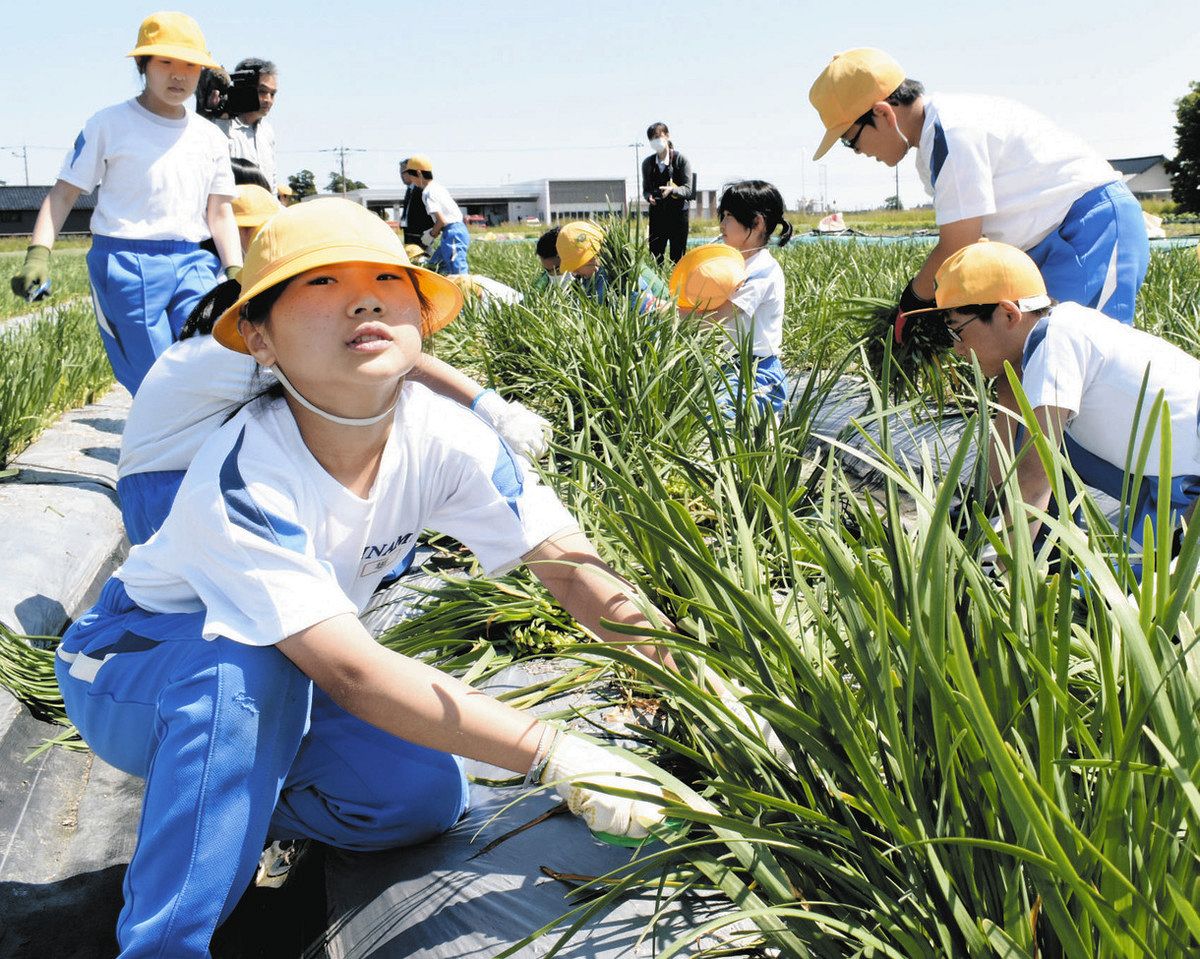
top-left (3, 1), bottom-right (1198, 215)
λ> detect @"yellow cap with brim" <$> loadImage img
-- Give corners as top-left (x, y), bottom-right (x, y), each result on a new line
top-left (556, 221), bottom-right (605, 275)
top-left (232, 185), bottom-right (282, 230)
top-left (213, 198), bottom-right (464, 353)
top-left (404, 155), bottom-right (433, 173)
top-left (898, 239), bottom-right (1050, 340)
top-left (669, 244), bottom-right (746, 310)
top-left (445, 274), bottom-right (485, 300)
top-left (809, 47), bottom-right (905, 161)
top-left (127, 11), bottom-right (220, 69)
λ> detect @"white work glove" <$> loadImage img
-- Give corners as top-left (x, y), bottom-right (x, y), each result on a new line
top-left (420, 228), bottom-right (435, 248)
top-left (473, 389), bottom-right (552, 460)
top-left (540, 734), bottom-right (666, 840)
top-left (711, 675), bottom-right (793, 767)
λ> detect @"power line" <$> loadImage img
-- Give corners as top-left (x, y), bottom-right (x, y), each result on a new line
top-left (318, 145), bottom-right (367, 192)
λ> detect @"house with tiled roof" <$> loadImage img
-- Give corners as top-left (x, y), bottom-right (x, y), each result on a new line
top-left (0, 185), bottom-right (97, 236)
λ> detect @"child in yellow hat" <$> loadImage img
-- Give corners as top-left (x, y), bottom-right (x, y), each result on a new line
top-left (907, 240), bottom-right (1200, 565)
top-left (10, 12), bottom-right (241, 396)
top-left (556, 220), bottom-right (670, 314)
top-left (58, 198), bottom-right (678, 957)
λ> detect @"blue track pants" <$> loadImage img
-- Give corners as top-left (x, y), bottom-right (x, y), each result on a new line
top-left (56, 579), bottom-right (469, 959)
top-left (1025, 181), bottom-right (1149, 325)
top-left (87, 236), bottom-right (222, 395)
top-left (426, 222), bottom-right (470, 275)
top-left (718, 354), bottom-right (788, 418)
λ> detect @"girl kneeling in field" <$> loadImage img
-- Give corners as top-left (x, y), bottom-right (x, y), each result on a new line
top-left (56, 198), bottom-right (671, 959)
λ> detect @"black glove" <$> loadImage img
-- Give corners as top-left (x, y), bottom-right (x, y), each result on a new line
top-left (893, 279), bottom-right (936, 344)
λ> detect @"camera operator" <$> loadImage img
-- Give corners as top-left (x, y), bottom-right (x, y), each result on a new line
top-left (211, 58), bottom-right (279, 189)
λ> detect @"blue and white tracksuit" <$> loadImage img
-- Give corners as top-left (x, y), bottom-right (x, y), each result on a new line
top-left (427, 222), bottom-right (471, 275)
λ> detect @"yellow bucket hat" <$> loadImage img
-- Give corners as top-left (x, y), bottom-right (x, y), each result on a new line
top-left (127, 11), bottom-right (220, 69)
top-left (231, 185), bottom-right (282, 231)
top-left (898, 239), bottom-right (1050, 334)
top-left (809, 48), bottom-right (906, 161)
top-left (213, 198), bottom-right (464, 353)
top-left (670, 244), bottom-right (746, 310)
top-left (556, 221), bottom-right (605, 274)
top-left (404, 155), bottom-right (433, 173)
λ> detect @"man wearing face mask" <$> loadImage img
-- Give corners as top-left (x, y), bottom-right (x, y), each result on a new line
top-left (641, 122), bottom-right (693, 265)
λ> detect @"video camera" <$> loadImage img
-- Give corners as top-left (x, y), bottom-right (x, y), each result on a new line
top-left (196, 65), bottom-right (262, 121)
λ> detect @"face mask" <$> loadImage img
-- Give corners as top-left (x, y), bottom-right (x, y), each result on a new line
top-left (649, 137), bottom-right (668, 154)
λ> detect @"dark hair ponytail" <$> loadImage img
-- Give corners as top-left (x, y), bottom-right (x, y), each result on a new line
top-left (179, 277), bottom-right (243, 340)
top-left (717, 180), bottom-right (792, 248)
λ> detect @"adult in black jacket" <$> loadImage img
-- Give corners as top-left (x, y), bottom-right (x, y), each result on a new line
top-left (641, 122), bottom-right (693, 265)
top-left (400, 157), bottom-right (435, 248)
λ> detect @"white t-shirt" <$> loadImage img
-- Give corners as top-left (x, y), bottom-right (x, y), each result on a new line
top-left (915, 94), bottom-right (1118, 251)
top-left (58, 99), bottom-right (236, 242)
top-left (116, 384), bottom-right (577, 646)
top-left (214, 115), bottom-right (277, 189)
top-left (725, 248), bottom-right (785, 357)
top-left (421, 181), bottom-right (463, 224)
top-left (466, 275), bottom-right (523, 305)
top-left (1021, 301), bottom-right (1200, 478)
top-left (119, 336), bottom-right (261, 478)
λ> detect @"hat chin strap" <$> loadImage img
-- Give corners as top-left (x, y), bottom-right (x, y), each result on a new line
top-left (269, 364), bottom-right (400, 427)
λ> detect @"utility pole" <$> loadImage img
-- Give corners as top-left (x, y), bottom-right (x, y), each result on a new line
top-left (894, 163), bottom-right (901, 210)
top-left (628, 141), bottom-right (643, 226)
top-left (319, 145), bottom-right (367, 193)
top-left (4, 145), bottom-right (30, 185)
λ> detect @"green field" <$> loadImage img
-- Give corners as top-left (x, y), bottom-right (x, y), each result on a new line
top-left (2, 226), bottom-right (1200, 957)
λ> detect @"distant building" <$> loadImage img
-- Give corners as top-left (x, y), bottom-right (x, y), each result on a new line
top-left (0, 185), bottom-right (97, 236)
top-left (1108, 155), bottom-right (1172, 200)
top-left (322, 177), bottom-right (628, 226)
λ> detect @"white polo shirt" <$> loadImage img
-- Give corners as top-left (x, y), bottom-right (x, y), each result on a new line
top-left (58, 98), bottom-right (235, 242)
top-left (915, 93), bottom-right (1118, 251)
top-left (725, 248), bottom-right (785, 357)
top-left (214, 115), bottom-right (277, 189)
top-left (1020, 301), bottom-right (1200, 478)
top-left (421, 181), bottom-right (463, 225)
top-left (116, 383), bottom-right (577, 646)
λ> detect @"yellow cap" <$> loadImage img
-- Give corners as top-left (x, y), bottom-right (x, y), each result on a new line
top-left (556, 221), bottom-right (604, 274)
top-left (127, 11), bottom-right (220, 69)
top-left (904, 240), bottom-right (1050, 321)
top-left (404, 155), bottom-right (433, 173)
top-left (809, 48), bottom-right (906, 160)
top-left (404, 243), bottom-right (429, 263)
top-left (445, 274), bottom-right (485, 300)
top-left (213, 198), bottom-right (464, 353)
top-left (231, 185), bottom-right (282, 231)
top-left (276, 183), bottom-right (295, 197)
top-left (669, 244), bottom-right (746, 310)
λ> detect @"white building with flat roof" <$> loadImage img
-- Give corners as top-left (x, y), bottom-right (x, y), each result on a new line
top-left (319, 177), bottom-right (628, 226)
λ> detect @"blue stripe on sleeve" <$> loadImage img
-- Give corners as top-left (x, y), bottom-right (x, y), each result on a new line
top-left (219, 427), bottom-right (309, 552)
top-left (491, 442), bottom-right (524, 519)
top-left (71, 131), bottom-right (86, 167)
top-left (930, 120), bottom-right (949, 188)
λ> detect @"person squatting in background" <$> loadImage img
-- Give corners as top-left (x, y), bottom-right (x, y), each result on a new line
top-left (399, 156), bottom-right (436, 250)
top-left (58, 198), bottom-right (679, 958)
top-left (10, 11), bottom-right (241, 396)
top-left (641, 122), bottom-right (693, 266)
top-left (402, 154), bottom-right (470, 275)
top-left (903, 239), bottom-right (1200, 576)
top-left (533, 226), bottom-right (571, 291)
top-left (694, 180), bottom-right (792, 417)
top-left (556, 220), bottom-right (670, 314)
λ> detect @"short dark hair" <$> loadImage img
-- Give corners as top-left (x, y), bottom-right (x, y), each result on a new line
top-left (646, 122), bottom-right (669, 140)
top-left (230, 157), bottom-right (271, 190)
top-left (135, 55), bottom-right (150, 75)
top-left (234, 57), bottom-right (277, 76)
top-left (536, 227), bottom-right (561, 260)
top-left (717, 180), bottom-right (794, 248)
top-left (853, 78), bottom-right (925, 127)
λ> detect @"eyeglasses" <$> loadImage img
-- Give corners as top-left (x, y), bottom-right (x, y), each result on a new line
top-left (840, 123), bottom-right (867, 152)
top-left (945, 314), bottom-right (981, 343)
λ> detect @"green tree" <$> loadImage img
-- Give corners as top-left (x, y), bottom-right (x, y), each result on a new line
top-left (287, 169), bottom-right (317, 198)
top-left (1164, 81), bottom-right (1200, 213)
top-left (884, 194), bottom-right (903, 211)
top-left (326, 172), bottom-right (368, 194)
